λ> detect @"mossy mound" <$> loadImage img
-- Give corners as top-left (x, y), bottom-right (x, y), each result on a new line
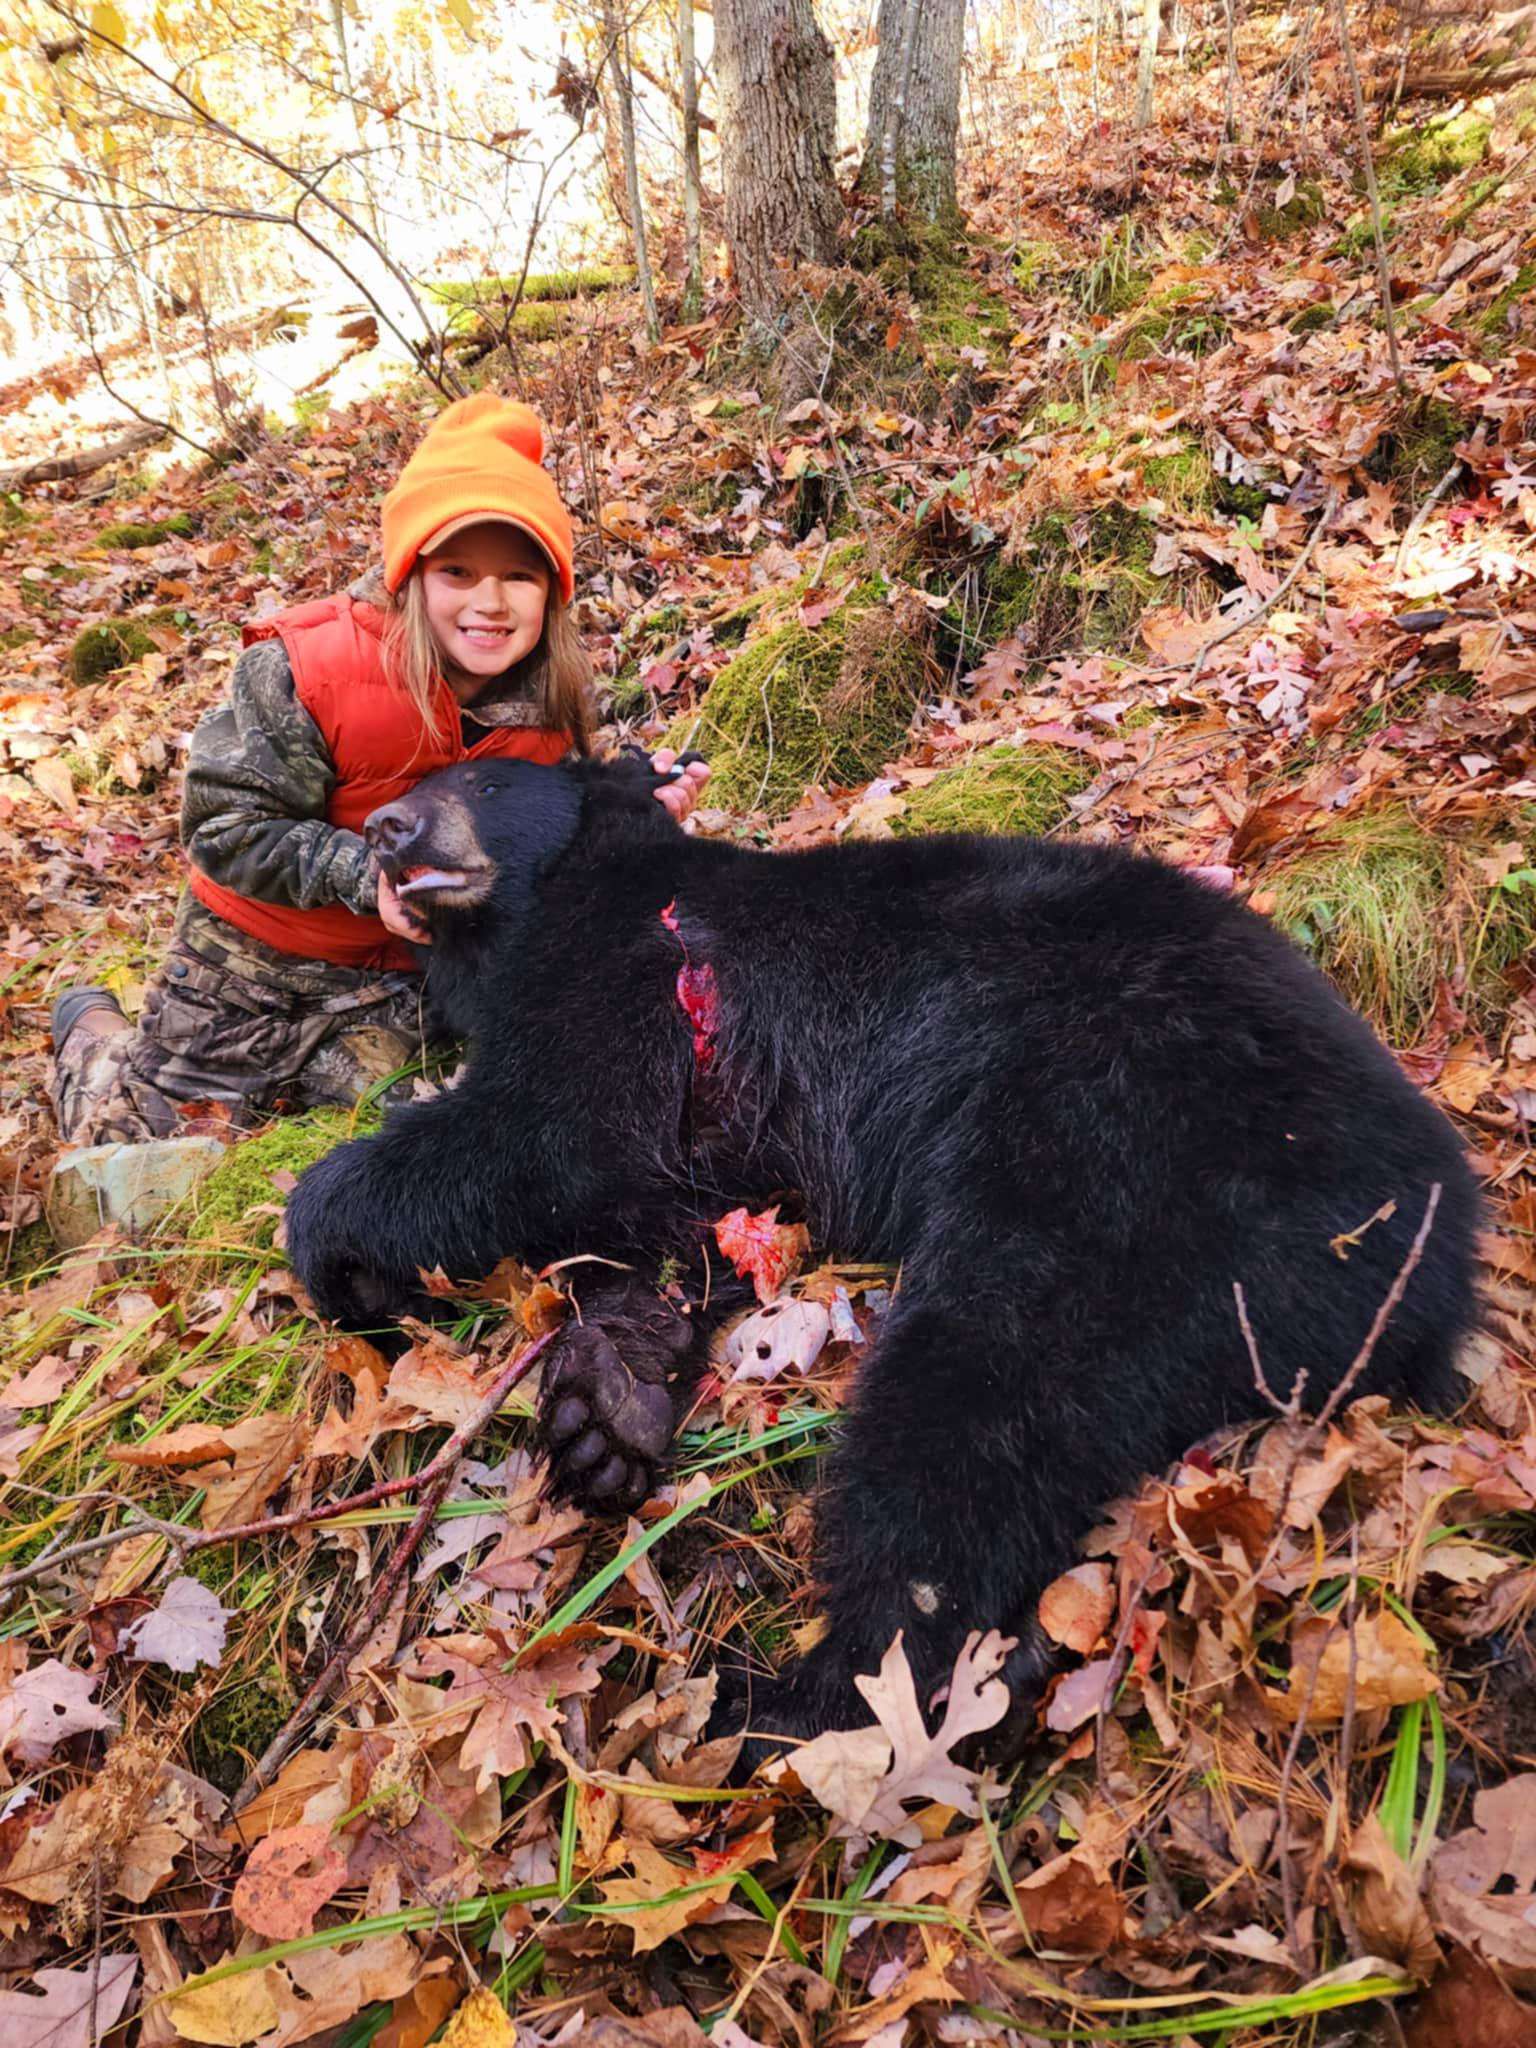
top-left (1482, 262), bottom-right (1536, 337)
top-left (1268, 806), bottom-right (1536, 1042)
top-left (853, 221), bottom-right (1012, 372)
top-left (96, 513), bottom-right (194, 548)
top-left (1253, 179), bottom-right (1327, 240)
top-left (187, 1663), bottom-right (296, 1793)
top-left (1267, 809), bottom-right (1447, 1045)
top-left (1122, 287), bottom-right (1231, 361)
top-left (1072, 222), bottom-right (1150, 317)
top-left (195, 1110), bottom-right (361, 1242)
top-left (431, 264), bottom-right (633, 309)
top-left (66, 619), bottom-right (160, 688)
top-left (1140, 441), bottom-right (1215, 512)
top-left (1381, 110), bottom-right (1491, 196)
top-left (675, 587), bottom-right (928, 817)
top-left (895, 743), bottom-right (1089, 838)
top-left (1001, 504), bottom-right (1164, 661)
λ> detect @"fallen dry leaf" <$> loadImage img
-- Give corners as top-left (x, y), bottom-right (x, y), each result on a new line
top-left (233, 1823), bottom-right (349, 1939)
top-left (0, 1957), bottom-right (138, 2048)
top-left (1268, 1609), bottom-right (1439, 1723)
top-left (1037, 1561), bottom-right (1115, 1654)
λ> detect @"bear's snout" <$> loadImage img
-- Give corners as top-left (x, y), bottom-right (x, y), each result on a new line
top-left (365, 801), bottom-right (425, 855)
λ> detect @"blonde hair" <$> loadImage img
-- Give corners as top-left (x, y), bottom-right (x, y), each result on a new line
top-left (380, 571), bottom-right (595, 756)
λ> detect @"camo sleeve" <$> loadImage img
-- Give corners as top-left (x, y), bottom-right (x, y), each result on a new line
top-left (180, 638), bottom-right (378, 917)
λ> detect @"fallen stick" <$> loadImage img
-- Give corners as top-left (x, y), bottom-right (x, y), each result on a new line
top-left (0, 422), bottom-right (166, 489)
top-left (227, 1328), bottom-right (555, 1820)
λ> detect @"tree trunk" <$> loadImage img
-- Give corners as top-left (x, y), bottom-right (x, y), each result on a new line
top-left (714, 0), bottom-right (843, 343)
top-left (1135, 0), bottom-right (1160, 129)
top-left (678, 0), bottom-right (703, 321)
top-left (604, 0), bottom-right (660, 340)
top-left (857, 0), bottom-right (966, 226)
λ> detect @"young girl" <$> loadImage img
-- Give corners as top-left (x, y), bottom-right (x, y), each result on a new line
top-left (51, 393), bottom-right (708, 1153)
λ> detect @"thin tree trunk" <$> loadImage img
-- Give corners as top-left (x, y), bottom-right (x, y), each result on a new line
top-left (858, 0), bottom-right (966, 227)
top-left (678, 0), bottom-right (703, 321)
top-left (881, 0), bottom-right (921, 217)
top-left (1135, 0), bottom-right (1160, 130)
top-left (604, 0), bottom-right (659, 341)
top-left (1333, 0), bottom-right (1403, 388)
top-left (714, 0), bottom-right (843, 345)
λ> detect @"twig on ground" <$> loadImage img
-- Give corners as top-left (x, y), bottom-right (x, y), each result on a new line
top-left (228, 1328), bottom-right (554, 1818)
top-left (1185, 486), bottom-right (1340, 682)
top-left (1393, 460), bottom-right (1465, 577)
top-left (1274, 1628), bottom-right (1328, 1973)
top-left (1239, 1182), bottom-right (1442, 1598)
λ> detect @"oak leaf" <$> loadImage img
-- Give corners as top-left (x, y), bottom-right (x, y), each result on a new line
top-left (0, 1957), bottom-right (137, 2048)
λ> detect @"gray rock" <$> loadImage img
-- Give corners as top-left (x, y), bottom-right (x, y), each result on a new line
top-left (47, 1137), bottom-right (225, 1248)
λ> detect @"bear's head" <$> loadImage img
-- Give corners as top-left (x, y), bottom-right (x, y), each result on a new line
top-left (365, 752), bottom-right (687, 930)
top-left (366, 758), bottom-right (584, 922)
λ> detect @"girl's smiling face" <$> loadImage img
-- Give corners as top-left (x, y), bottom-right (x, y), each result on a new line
top-left (420, 521), bottom-right (552, 699)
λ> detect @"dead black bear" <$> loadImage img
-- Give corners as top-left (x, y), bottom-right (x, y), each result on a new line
top-left (285, 753), bottom-right (1480, 1742)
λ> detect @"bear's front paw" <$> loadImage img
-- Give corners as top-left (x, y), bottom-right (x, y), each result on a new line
top-left (537, 1318), bottom-right (677, 1511)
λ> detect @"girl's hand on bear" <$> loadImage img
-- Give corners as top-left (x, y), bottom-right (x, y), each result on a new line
top-left (378, 869), bottom-right (432, 944)
top-left (650, 749), bottom-right (711, 823)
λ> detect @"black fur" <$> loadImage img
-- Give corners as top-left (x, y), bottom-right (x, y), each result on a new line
top-left (286, 756), bottom-right (1480, 1741)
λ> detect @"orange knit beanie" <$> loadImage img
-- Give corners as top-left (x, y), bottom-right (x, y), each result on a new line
top-left (381, 394), bottom-right (575, 600)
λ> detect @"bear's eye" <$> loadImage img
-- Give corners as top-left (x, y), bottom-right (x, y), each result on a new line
top-left (478, 780), bottom-right (500, 797)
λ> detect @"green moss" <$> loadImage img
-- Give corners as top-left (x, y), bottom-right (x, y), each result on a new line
top-left (1267, 809), bottom-right (1448, 1044)
top-left (1122, 288), bottom-right (1230, 361)
top-left (1482, 262), bottom-right (1536, 336)
top-left (1253, 179), bottom-right (1327, 241)
top-left (672, 584), bottom-right (925, 817)
top-left (1373, 395), bottom-right (1468, 488)
top-left (1290, 300), bottom-right (1336, 335)
top-left (66, 619), bottom-right (159, 687)
top-left (1007, 504), bottom-right (1163, 658)
top-left (187, 1663), bottom-right (296, 1793)
top-left (0, 623), bottom-right (34, 652)
top-left (195, 1109), bottom-right (363, 1242)
top-left (895, 743), bottom-right (1089, 838)
top-left (1338, 210), bottom-right (1396, 260)
top-left (1072, 222), bottom-right (1150, 317)
top-left (1141, 442), bottom-right (1214, 512)
top-left (1012, 240), bottom-right (1063, 294)
top-left (432, 264), bottom-right (633, 309)
top-left (96, 513), bottom-right (194, 548)
top-left (1380, 110), bottom-right (1491, 196)
top-left (1213, 477), bottom-right (1273, 521)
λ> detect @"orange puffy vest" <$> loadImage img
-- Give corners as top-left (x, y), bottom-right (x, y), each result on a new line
top-left (188, 593), bottom-right (570, 968)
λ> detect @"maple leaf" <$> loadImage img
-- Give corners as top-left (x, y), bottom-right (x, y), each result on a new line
top-left (233, 1822), bottom-right (349, 1939)
top-left (594, 1823), bottom-right (774, 1954)
top-left (118, 1575), bottom-right (230, 1673)
top-left (714, 1206), bottom-right (811, 1304)
top-left (1037, 1562), bottom-right (1114, 1655)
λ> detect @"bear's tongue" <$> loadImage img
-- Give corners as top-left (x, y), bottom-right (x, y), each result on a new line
top-left (396, 864), bottom-right (468, 895)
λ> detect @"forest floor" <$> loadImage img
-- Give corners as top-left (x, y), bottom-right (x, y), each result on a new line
top-left (2, 15), bottom-right (1536, 2048)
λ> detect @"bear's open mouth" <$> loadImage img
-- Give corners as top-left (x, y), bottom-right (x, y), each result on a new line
top-left (395, 864), bottom-right (473, 896)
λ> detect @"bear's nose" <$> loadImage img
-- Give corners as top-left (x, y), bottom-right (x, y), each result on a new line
top-left (365, 802), bottom-right (424, 853)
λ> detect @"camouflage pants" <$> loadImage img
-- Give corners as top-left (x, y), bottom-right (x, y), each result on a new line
top-left (52, 930), bottom-right (428, 1147)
